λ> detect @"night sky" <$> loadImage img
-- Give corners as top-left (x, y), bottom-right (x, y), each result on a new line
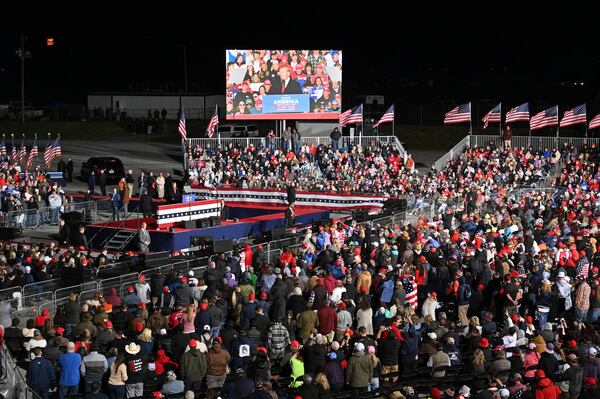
top-left (1, 15), bottom-right (598, 111)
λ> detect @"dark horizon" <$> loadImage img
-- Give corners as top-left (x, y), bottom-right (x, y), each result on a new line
top-left (1, 18), bottom-right (598, 111)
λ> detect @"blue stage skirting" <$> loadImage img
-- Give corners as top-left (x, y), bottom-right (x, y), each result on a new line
top-left (86, 208), bottom-right (330, 252)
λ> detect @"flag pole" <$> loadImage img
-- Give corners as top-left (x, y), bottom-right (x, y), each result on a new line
top-left (556, 106), bottom-right (560, 140)
top-left (392, 104), bottom-right (395, 138)
top-left (468, 101), bottom-right (472, 135)
top-left (585, 104), bottom-right (588, 142)
top-left (361, 103), bottom-right (364, 145)
top-left (499, 103), bottom-right (502, 136)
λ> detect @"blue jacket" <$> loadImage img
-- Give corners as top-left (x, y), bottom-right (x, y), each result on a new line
top-left (27, 356), bottom-right (56, 388)
top-left (59, 352), bottom-right (82, 386)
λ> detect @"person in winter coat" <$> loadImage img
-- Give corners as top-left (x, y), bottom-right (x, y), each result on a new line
top-left (422, 292), bottom-right (438, 321)
top-left (179, 339), bottom-right (207, 393)
top-left (535, 369), bottom-right (561, 399)
top-left (206, 342), bottom-right (231, 396)
top-left (346, 342), bottom-right (373, 395)
top-left (27, 347), bottom-right (56, 399)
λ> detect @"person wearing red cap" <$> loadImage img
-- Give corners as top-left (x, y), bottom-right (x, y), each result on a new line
top-left (422, 291), bottom-right (439, 321)
top-left (535, 368), bottom-right (561, 399)
top-left (179, 338), bottom-right (207, 393)
top-left (135, 274), bottom-right (151, 307)
top-left (123, 286), bottom-right (142, 312)
top-left (35, 309), bottom-right (51, 328)
top-left (240, 292), bottom-right (258, 331)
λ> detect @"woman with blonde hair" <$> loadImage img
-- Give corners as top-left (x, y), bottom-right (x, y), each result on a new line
top-left (137, 328), bottom-right (154, 355)
top-left (183, 304), bottom-right (196, 334)
top-left (422, 292), bottom-right (438, 321)
top-left (315, 372), bottom-right (330, 395)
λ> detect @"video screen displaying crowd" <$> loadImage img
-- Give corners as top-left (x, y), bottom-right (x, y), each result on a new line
top-left (3, 140), bottom-right (600, 399)
top-left (226, 50), bottom-right (342, 116)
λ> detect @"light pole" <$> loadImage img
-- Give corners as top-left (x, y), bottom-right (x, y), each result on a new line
top-left (15, 33), bottom-right (31, 123)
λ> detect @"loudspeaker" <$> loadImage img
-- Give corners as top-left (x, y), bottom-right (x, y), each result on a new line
top-left (61, 211), bottom-right (84, 224)
top-left (0, 227), bottom-right (22, 240)
top-left (271, 227), bottom-right (286, 240)
top-left (383, 198), bottom-right (407, 213)
top-left (196, 218), bottom-right (212, 228)
top-left (210, 216), bottom-right (221, 227)
top-left (184, 220), bottom-right (196, 229)
top-left (213, 239), bottom-right (234, 253)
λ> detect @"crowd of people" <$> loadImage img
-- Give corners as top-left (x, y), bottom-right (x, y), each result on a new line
top-left (2, 140), bottom-right (600, 399)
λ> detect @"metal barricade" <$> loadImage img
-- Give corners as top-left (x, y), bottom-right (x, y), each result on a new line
top-left (55, 281), bottom-right (100, 303)
top-left (79, 288), bottom-right (102, 304)
top-left (100, 272), bottom-right (139, 298)
top-left (171, 260), bottom-right (190, 276)
top-left (18, 292), bottom-right (55, 323)
top-left (1, 209), bottom-right (40, 229)
top-left (0, 286), bottom-right (22, 302)
top-left (23, 279), bottom-right (62, 298)
top-left (71, 201), bottom-right (97, 221)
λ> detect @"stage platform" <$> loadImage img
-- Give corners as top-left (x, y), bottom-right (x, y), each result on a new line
top-left (84, 205), bottom-right (329, 252)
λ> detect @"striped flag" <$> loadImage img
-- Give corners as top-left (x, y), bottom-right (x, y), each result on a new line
top-left (444, 103), bottom-right (471, 124)
top-left (0, 137), bottom-right (5, 157)
top-left (206, 106), bottom-right (219, 138)
top-left (590, 114), bottom-right (600, 130)
top-left (11, 138), bottom-right (17, 161)
top-left (178, 108), bottom-right (187, 141)
top-left (339, 104), bottom-right (363, 127)
top-left (16, 137), bottom-right (27, 164)
top-left (505, 102), bottom-right (530, 124)
top-left (43, 137), bottom-right (53, 166)
top-left (403, 276), bottom-right (418, 310)
top-left (50, 137), bottom-right (62, 160)
top-left (26, 140), bottom-right (38, 169)
top-left (482, 103), bottom-right (501, 129)
top-left (560, 104), bottom-right (587, 127)
top-left (373, 104), bottom-right (395, 128)
top-left (530, 106), bottom-right (559, 131)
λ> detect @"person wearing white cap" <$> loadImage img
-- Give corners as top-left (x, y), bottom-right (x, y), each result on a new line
top-left (346, 341), bottom-right (372, 395)
top-left (161, 370), bottom-right (185, 396)
top-left (458, 385), bottom-right (471, 398)
top-left (556, 270), bottom-right (573, 314)
top-left (498, 388), bottom-right (509, 398)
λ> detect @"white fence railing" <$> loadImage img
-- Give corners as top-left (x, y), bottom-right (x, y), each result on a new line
top-left (434, 134), bottom-right (600, 172)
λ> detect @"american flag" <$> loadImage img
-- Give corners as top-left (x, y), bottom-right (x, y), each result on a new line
top-left (444, 103), bottom-right (471, 124)
top-left (51, 137), bottom-right (62, 159)
top-left (373, 104), bottom-right (395, 128)
top-left (206, 106), bottom-right (219, 138)
top-left (576, 257), bottom-right (590, 279)
top-left (482, 103), bottom-right (501, 129)
top-left (505, 102), bottom-right (530, 124)
top-left (178, 108), bottom-right (187, 141)
top-left (403, 276), bottom-right (418, 310)
top-left (43, 138), bottom-right (53, 166)
top-left (560, 104), bottom-right (587, 127)
top-left (339, 104), bottom-right (363, 127)
top-left (0, 138), bottom-right (5, 156)
top-left (26, 142), bottom-right (38, 169)
top-left (11, 139), bottom-right (17, 161)
top-left (16, 137), bottom-right (27, 164)
top-left (590, 114), bottom-right (600, 130)
top-left (530, 106), bottom-right (558, 131)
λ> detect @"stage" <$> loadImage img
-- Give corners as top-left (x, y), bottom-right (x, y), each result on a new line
top-left (85, 204), bottom-right (329, 252)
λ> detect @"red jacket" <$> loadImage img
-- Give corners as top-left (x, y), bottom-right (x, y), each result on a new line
top-left (536, 378), bottom-right (560, 399)
top-left (317, 305), bottom-right (338, 335)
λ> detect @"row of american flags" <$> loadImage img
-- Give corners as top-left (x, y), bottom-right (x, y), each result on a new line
top-left (339, 104), bottom-right (395, 127)
top-left (179, 106), bottom-right (220, 141)
top-left (0, 135), bottom-right (62, 168)
top-left (447, 102), bottom-right (600, 130)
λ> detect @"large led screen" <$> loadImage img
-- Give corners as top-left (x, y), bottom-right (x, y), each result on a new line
top-left (226, 50), bottom-right (342, 120)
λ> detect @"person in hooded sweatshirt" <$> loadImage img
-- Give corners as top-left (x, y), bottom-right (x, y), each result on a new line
top-left (206, 341), bottom-right (231, 397)
top-left (346, 342), bottom-right (373, 396)
top-left (535, 369), bottom-right (561, 399)
top-left (179, 339), bottom-right (207, 394)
